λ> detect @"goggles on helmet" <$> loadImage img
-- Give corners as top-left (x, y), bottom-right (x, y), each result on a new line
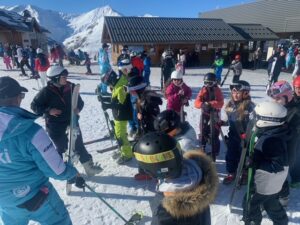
top-left (204, 80), bottom-right (215, 86)
top-left (229, 83), bottom-right (250, 92)
top-left (59, 69), bottom-right (69, 77)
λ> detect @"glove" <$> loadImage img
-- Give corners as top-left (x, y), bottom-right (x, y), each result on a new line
top-left (75, 176), bottom-right (85, 189)
top-left (240, 133), bottom-right (247, 140)
top-left (202, 102), bottom-right (211, 111)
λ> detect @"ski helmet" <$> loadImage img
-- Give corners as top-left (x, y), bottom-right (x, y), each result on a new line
top-left (203, 72), bottom-right (217, 87)
top-left (254, 101), bottom-right (287, 128)
top-left (130, 51), bottom-right (137, 58)
top-left (230, 80), bottom-right (250, 92)
top-left (127, 75), bottom-right (147, 92)
top-left (134, 132), bottom-right (183, 179)
top-left (36, 48), bottom-right (43, 54)
top-left (269, 80), bottom-right (293, 103)
top-left (293, 76), bottom-right (300, 88)
top-left (154, 110), bottom-right (180, 133)
top-left (118, 58), bottom-right (132, 72)
top-left (46, 64), bottom-right (68, 83)
top-left (171, 70), bottom-right (183, 80)
top-left (102, 69), bottom-right (118, 86)
top-left (235, 55), bottom-right (241, 60)
top-left (102, 43), bottom-right (109, 49)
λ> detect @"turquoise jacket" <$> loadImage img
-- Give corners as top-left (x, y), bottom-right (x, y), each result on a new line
top-left (0, 106), bottom-right (77, 207)
top-left (98, 48), bottom-right (111, 75)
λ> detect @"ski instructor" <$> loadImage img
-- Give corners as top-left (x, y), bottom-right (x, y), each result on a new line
top-left (0, 76), bottom-right (85, 225)
top-left (31, 64), bottom-right (102, 176)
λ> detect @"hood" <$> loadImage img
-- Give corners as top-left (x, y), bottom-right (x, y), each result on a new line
top-left (162, 151), bottom-right (218, 218)
top-left (0, 106), bottom-right (38, 141)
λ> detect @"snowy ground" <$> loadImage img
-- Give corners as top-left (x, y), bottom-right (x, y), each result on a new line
top-left (1, 62), bottom-right (299, 225)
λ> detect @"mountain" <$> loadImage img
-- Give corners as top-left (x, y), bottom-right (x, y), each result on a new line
top-left (0, 5), bottom-right (121, 53)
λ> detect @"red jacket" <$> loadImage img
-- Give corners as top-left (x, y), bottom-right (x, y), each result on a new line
top-left (131, 57), bottom-right (144, 75)
top-left (194, 86), bottom-right (224, 110)
top-left (35, 57), bottom-right (50, 72)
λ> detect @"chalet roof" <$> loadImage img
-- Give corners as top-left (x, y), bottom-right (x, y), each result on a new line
top-left (229, 23), bottom-right (279, 41)
top-left (102, 16), bottom-right (246, 44)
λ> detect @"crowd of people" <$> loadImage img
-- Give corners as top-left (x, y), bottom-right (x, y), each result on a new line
top-left (0, 41), bottom-right (300, 225)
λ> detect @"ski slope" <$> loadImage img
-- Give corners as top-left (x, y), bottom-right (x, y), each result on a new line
top-left (0, 62), bottom-right (299, 225)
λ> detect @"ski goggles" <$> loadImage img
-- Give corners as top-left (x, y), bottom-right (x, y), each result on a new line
top-left (204, 81), bottom-right (215, 86)
top-left (229, 83), bottom-right (250, 92)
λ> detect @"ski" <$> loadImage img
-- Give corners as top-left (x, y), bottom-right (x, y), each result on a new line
top-left (84, 135), bottom-right (112, 146)
top-left (97, 145), bottom-right (119, 153)
top-left (220, 67), bottom-right (231, 87)
top-left (66, 84), bottom-right (80, 195)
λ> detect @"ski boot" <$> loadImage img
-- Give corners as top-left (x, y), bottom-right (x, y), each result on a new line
top-left (223, 173), bottom-right (236, 185)
top-left (82, 159), bottom-right (103, 176)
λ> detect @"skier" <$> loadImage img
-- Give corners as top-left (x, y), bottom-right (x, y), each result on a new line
top-left (165, 70), bottom-right (192, 116)
top-left (134, 132), bottom-right (218, 225)
top-left (230, 55), bottom-right (243, 83)
top-left (178, 49), bottom-right (186, 75)
top-left (141, 51), bottom-right (151, 86)
top-left (30, 64), bottom-right (102, 176)
top-left (35, 48), bottom-right (50, 88)
top-left (3, 52), bottom-right (12, 70)
top-left (20, 48), bottom-right (34, 77)
top-left (83, 52), bottom-right (92, 75)
top-left (194, 72), bottom-right (224, 160)
top-left (127, 75), bottom-right (162, 180)
top-left (98, 43), bottom-right (111, 94)
top-left (222, 80), bottom-right (255, 185)
top-left (100, 68), bottom-right (133, 164)
top-left (55, 44), bottom-right (65, 67)
top-left (0, 76), bottom-right (85, 225)
top-left (154, 109), bottom-right (199, 152)
top-left (161, 49), bottom-right (175, 90)
top-left (253, 47), bottom-right (262, 70)
top-left (211, 54), bottom-right (224, 84)
top-left (242, 101), bottom-right (289, 225)
top-left (291, 53), bottom-right (300, 79)
top-left (267, 50), bottom-right (286, 85)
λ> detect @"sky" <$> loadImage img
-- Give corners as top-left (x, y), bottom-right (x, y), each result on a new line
top-left (0, 0), bottom-right (255, 17)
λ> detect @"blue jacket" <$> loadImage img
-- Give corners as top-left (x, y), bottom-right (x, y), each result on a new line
top-left (143, 57), bottom-right (151, 73)
top-left (98, 48), bottom-right (111, 75)
top-left (0, 106), bottom-right (77, 207)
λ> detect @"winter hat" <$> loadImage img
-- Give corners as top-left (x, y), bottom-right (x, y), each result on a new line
top-left (171, 70), bottom-right (183, 80)
top-left (157, 159), bottom-right (202, 193)
top-left (0, 76), bottom-right (28, 99)
top-left (36, 48), bottom-right (43, 54)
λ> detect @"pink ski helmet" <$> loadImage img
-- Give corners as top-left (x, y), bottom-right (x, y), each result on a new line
top-left (269, 80), bottom-right (293, 103)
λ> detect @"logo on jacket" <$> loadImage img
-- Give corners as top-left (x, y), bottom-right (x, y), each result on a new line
top-left (0, 149), bottom-right (12, 164)
top-left (13, 185), bottom-right (31, 198)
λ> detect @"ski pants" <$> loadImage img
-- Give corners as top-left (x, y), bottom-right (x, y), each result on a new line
top-left (232, 75), bottom-right (240, 83)
top-left (242, 192), bottom-right (288, 225)
top-left (143, 70), bottom-right (151, 86)
top-left (38, 71), bottom-right (47, 88)
top-left (20, 59), bottom-right (33, 75)
top-left (199, 112), bottom-right (220, 156)
top-left (86, 64), bottom-right (92, 74)
top-left (46, 123), bottom-right (92, 164)
top-left (215, 66), bottom-right (223, 82)
top-left (287, 132), bottom-right (300, 183)
top-left (128, 95), bottom-right (139, 133)
top-left (225, 132), bottom-right (242, 174)
top-left (0, 183), bottom-right (72, 225)
top-left (114, 120), bottom-right (132, 158)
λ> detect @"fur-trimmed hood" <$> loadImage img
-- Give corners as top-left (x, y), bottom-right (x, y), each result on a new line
top-left (161, 151), bottom-right (219, 218)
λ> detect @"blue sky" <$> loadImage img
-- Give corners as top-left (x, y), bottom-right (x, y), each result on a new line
top-left (0, 0), bottom-right (255, 17)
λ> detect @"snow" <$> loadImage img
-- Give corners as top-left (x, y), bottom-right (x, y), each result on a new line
top-left (1, 62), bottom-right (299, 225)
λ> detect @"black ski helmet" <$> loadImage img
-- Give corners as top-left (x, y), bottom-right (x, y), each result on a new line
top-left (230, 80), bottom-right (250, 92)
top-left (204, 72), bottom-right (216, 86)
top-left (102, 69), bottom-right (118, 86)
top-left (127, 75), bottom-right (147, 92)
top-left (154, 110), bottom-right (180, 133)
top-left (134, 132), bottom-right (182, 179)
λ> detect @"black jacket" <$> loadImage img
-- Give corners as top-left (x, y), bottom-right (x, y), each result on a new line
top-left (31, 81), bottom-right (84, 126)
top-left (137, 90), bottom-right (162, 133)
top-left (153, 151), bottom-right (218, 225)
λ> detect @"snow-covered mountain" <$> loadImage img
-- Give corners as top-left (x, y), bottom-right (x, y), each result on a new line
top-left (0, 5), bottom-right (121, 53)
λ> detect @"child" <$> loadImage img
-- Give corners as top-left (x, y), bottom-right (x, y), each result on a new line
top-left (134, 132), bottom-right (218, 225)
top-left (230, 55), bottom-right (243, 82)
top-left (165, 70), bottom-right (192, 116)
top-left (3, 52), bottom-right (12, 70)
top-left (242, 101), bottom-right (289, 225)
top-left (84, 52), bottom-right (92, 75)
top-left (35, 48), bottom-right (50, 87)
top-left (222, 80), bottom-right (255, 184)
top-left (127, 75), bottom-right (162, 180)
top-left (101, 68), bottom-right (133, 164)
top-left (154, 109), bottom-right (199, 152)
top-left (212, 54), bottom-right (224, 84)
top-left (194, 72), bottom-right (224, 161)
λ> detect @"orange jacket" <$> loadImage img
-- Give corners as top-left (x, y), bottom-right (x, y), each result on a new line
top-left (194, 86), bottom-right (224, 110)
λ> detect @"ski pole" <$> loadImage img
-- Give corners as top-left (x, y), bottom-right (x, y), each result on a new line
top-left (84, 183), bottom-right (142, 224)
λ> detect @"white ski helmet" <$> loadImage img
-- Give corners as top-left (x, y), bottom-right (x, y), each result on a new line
top-left (36, 48), bottom-right (43, 54)
top-left (118, 58), bottom-right (132, 72)
top-left (254, 101), bottom-right (287, 128)
top-left (171, 70), bottom-right (183, 80)
top-left (46, 64), bottom-right (68, 79)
